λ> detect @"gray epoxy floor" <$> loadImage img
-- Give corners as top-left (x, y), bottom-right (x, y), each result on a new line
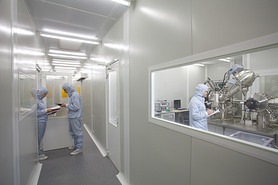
top-left (38, 128), bottom-right (121, 185)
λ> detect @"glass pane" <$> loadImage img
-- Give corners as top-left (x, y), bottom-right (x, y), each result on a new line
top-left (109, 71), bottom-right (118, 125)
top-left (19, 72), bottom-right (36, 115)
top-left (45, 75), bottom-right (68, 117)
top-left (259, 75), bottom-right (278, 97)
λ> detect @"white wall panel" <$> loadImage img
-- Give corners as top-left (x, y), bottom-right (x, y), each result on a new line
top-left (0, 0), bottom-right (13, 184)
top-left (192, 0), bottom-right (278, 53)
top-left (129, 0), bottom-right (192, 184)
top-left (81, 76), bottom-right (93, 131)
top-left (91, 67), bottom-right (107, 146)
top-left (191, 138), bottom-right (278, 185)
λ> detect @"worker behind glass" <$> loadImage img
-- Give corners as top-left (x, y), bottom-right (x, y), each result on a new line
top-left (189, 84), bottom-right (214, 131)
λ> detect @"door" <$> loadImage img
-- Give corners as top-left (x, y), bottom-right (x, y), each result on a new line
top-left (41, 72), bottom-right (73, 151)
top-left (106, 62), bottom-right (121, 170)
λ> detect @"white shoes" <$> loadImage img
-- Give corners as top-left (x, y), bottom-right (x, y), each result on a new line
top-left (70, 149), bottom-right (82, 156)
top-left (38, 154), bottom-right (48, 160)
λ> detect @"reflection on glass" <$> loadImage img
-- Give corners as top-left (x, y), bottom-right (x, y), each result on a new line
top-left (109, 71), bottom-right (118, 125)
top-left (19, 71), bottom-right (36, 115)
top-left (152, 46), bottom-right (278, 149)
top-left (46, 75), bottom-right (68, 117)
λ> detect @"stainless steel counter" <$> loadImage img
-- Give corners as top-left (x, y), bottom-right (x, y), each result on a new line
top-left (208, 118), bottom-right (278, 145)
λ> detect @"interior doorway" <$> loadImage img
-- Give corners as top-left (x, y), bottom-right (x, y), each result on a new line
top-left (106, 61), bottom-right (121, 170)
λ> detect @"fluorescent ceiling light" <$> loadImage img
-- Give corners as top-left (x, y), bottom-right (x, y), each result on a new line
top-left (111, 0), bottom-right (130, 6)
top-left (90, 57), bottom-right (109, 63)
top-left (40, 33), bottom-right (99, 45)
top-left (49, 49), bottom-right (86, 56)
top-left (42, 28), bottom-right (97, 40)
top-left (54, 69), bottom-right (76, 73)
top-left (52, 59), bottom-right (80, 64)
top-left (54, 68), bottom-right (76, 71)
top-left (103, 43), bottom-right (128, 51)
top-left (52, 61), bottom-right (81, 65)
top-left (46, 75), bottom-right (66, 80)
top-left (13, 28), bottom-right (34, 35)
top-left (193, 64), bottom-right (205, 67)
top-left (84, 65), bottom-right (105, 69)
top-left (14, 48), bottom-right (44, 56)
top-left (15, 60), bottom-right (35, 65)
top-left (219, 58), bottom-right (231, 62)
top-left (52, 63), bottom-right (81, 67)
top-left (54, 66), bottom-right (77, 70)
top-left (48, 53), bottom-right (87, 59)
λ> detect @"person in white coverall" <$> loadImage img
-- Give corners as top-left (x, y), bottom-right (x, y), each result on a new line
top-left (189, 84), bottom-right (214, 131)
top-left (37, 87), bottom-right (54, 160)
top-left (61, 83), bottom-right (83, 156)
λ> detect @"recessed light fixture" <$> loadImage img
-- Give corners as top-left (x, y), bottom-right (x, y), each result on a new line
top-left (83, 64), bottom-right (105, 69)
top-left (54, 66), bottom-right (77, 70)
top-left (219, 58), bottom-right (231, 62)
top-left (90, 57), bottom-right (109, 63)
top-left (111, 0), bottom-right (130, 6)
top-left (52, 63), bottom-right (81, 67)
top-left (13, 28), bottom-right (34, 35)
top-left (193, 63), bottom-right (205, 67)
top-left (40, 33), bottom-right (99, 45)
top-left (14, 48), bottom-right (44, 56)
top-left (48, 53), bottom-right (87, 59)
top-left (103, 43), bottom-right (128, 51)
top-left (52, 59), bottom-right (81, 64)
top-left (42, 28), bottom-right (97, 40)
top-left (52, 61), bottom-right (81, 65)
top-left (49, 49), bottom-right (86, 56)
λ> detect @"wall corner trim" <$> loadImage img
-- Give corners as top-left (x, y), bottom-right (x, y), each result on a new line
top-left (28, 162), bottom-right (42, 185)
top-left (116, 172), bottom-right (130, 185)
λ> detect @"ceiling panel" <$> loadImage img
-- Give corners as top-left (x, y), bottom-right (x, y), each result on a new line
top-left (34, 18), bottom-right (99, 35)
top-left (111, 4), bottom-right (129, 19)
top-left (27, 0), bottom-right (107, 31)
top-left (45, 0), bottom-right (116, 16)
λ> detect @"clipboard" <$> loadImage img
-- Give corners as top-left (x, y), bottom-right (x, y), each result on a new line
top-left (207, 109), bottom-right (220, 117)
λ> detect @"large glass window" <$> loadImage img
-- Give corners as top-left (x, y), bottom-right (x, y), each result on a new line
top-left (151, 46), bottom-right (278, 150)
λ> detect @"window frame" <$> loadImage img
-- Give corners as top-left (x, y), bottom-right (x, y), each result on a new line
top-left (148, 32), bottom-right (278, 165)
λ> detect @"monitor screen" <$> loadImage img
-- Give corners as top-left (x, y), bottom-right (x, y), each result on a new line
top-left (174, 99), bottom-right (181, 109)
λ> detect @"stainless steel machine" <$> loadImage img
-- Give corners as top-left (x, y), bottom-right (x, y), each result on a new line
top-left (205, 64), bottom-right (278, 147)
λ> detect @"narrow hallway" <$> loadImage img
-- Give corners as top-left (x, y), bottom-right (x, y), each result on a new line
top-left (38, 126), bottom-right (121, 185)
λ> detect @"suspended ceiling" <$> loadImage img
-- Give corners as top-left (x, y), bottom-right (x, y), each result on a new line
top-left (25, 0), bottom-right (130, 68)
